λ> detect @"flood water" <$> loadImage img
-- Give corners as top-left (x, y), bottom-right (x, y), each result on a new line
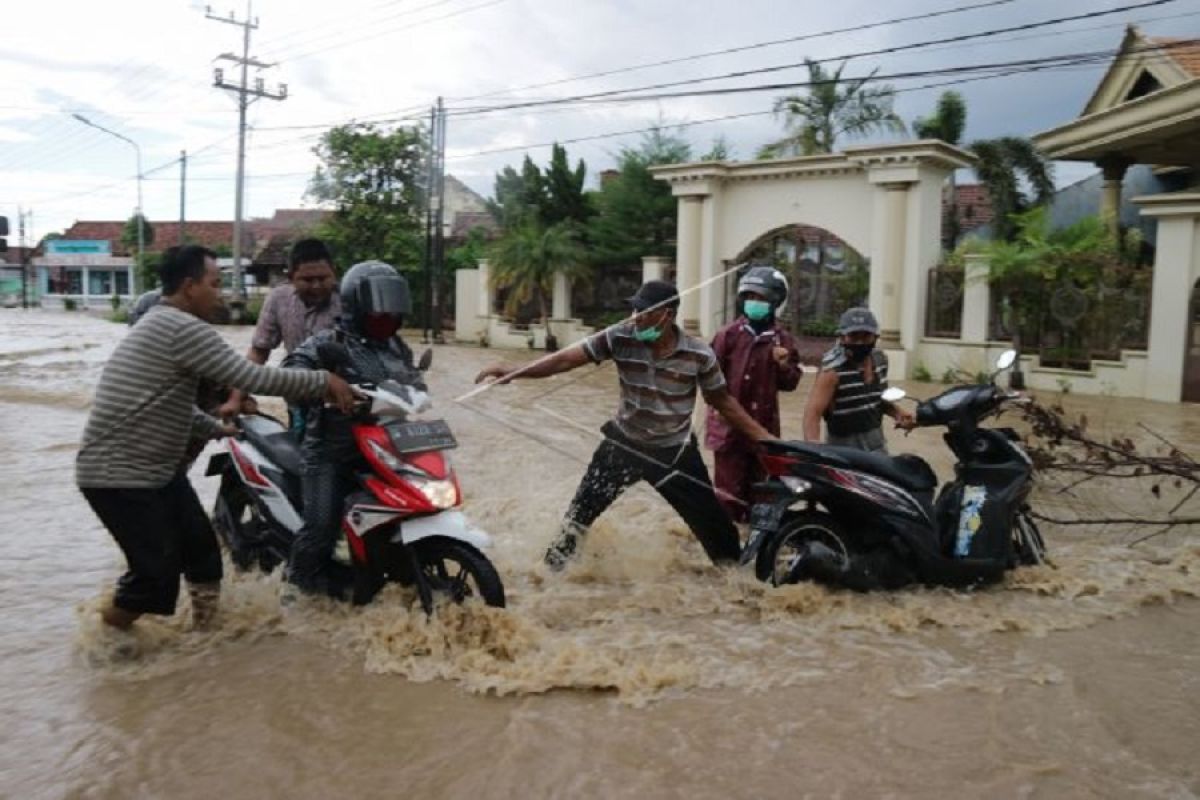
top-left (1, 308), bottom-right (1198, 799)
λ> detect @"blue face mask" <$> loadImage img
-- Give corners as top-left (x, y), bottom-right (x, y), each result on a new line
top-left (743, 300), bottom-right (772, 321)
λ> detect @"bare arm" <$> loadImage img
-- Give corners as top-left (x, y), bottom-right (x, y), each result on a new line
top-left (803, 370), bottom-right (838, 442)
top-left (221, 346), bottom-right (271, 412)
top-left (474, 344), bottom-right (590, 384)
top-left (704, 387), bottom-right (774, 443)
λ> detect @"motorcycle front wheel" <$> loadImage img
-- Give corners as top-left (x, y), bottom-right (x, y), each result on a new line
top-left (413, 536), bottom-right (506, 608)
top-left (212, 474), bottom-right (281, 573)
top-left (1013, 507), bottom-right (1047, 566)
top-left (755, 510), bottom-right (851, 586)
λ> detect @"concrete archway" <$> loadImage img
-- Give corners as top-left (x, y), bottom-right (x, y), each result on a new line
top-left (651, 141), bottom-right (973, 377)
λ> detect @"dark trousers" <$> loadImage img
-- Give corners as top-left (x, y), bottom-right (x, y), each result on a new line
top-left (288, 461), bottom-right (355, 592)
top-left (713, 444), bottom-right (761, 523)
top-left (81, 472), bottom-right (223, 615)
top-left (565, 423), bottom-right (741, 564)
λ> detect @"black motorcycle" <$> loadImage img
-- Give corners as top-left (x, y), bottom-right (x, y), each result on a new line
top-left (742, 350), bottom-right (1047, 590)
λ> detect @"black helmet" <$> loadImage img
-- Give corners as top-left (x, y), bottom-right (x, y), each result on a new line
top-left (736, 265), bottom-right (789, 308)
top-left (340, 260), bottom-right (411, 340)
top-left (836, 307), bottom-right (880, 336)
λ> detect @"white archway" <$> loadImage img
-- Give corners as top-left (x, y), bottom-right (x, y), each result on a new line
top-left (651, 141), bottom-right (973, 377)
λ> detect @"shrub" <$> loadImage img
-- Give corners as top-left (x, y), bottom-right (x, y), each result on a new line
top-left (108, 308), bottom-right (130, 324)
top-left (912, 363), bottom-right (932, 382)
top-left (63, 297), bottom-right (78, 311)
top-left (941, 367), bottom-right (959, 384)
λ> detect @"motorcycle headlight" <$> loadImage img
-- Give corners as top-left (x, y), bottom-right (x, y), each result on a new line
top-left (408, 476), bottom-right (457, 509)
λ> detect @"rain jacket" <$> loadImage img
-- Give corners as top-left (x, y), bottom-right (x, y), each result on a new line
top-left (704, 318), bottom-right (802, 451)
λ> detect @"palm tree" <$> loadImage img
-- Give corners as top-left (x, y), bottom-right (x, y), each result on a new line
top-left (489, 222), bottom-right (589, 348)
top-left (966, 137), bottom-right (1055, 242)
top-left (914, 91), bottom-right (968, 248)
top-left (760, 59), bottom-right (907, 158)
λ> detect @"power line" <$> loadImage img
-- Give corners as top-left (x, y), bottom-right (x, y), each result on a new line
top-left (448, 0), bottom-right (1026, 104)
top-left (448, 0), bottom-right (1183, 117)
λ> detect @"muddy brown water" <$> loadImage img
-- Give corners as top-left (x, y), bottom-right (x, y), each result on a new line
top-left (1, 309), bottom-right (1197, 799)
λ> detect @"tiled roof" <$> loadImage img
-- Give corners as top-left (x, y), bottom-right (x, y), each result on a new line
top-left (1148, 36), bottom-right (1200, 78)
top-left (950, 184), bottom-right (994, 231)
top-left (450, 211), bottom-right (500, 240)
top-left (60, 220), bottom-right (250, 256)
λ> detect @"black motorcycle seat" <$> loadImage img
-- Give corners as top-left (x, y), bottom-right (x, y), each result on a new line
top-left (767, 440), bottom-right (937, 493)
top-left (240, 415), bottom-right (303, 477)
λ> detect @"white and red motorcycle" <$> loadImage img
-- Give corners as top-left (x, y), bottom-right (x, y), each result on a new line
top-left (206, 352), bottom-right (504, 612)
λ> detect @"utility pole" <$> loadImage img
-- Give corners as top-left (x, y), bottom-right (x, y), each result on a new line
top-left (207, 2), bottom-right (287, 319)
top-left (18, 206), bottom-right (27, 309)
top-left (422, 97), bottom-right (447, 344)
top-left (179, 150), bottom-right (187, 245)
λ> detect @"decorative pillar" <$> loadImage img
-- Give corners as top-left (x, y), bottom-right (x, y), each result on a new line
top-left (551, 272), bottom-right (571, 319)
top-left (676, 195), bottom-right (704, 334)
top-left (476, 258), bottom-right (493, 318)
top-left (961, 254), bottom-right (991, 345)
top-left (873, 182), bottom-right (911, 349)
top-left (698, 191), bottom-right (722, 338)
top-left (641, 255), bottom-right (669, 283)
top-left (1098, 156), bottom-right (1132, 235)
top-left (1135, 192), bottom-right (1200, 402)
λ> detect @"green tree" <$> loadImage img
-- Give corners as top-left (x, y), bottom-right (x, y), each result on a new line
top-left (588, 128), bottom-right (693, 264)
top-left (307, 123), bottom-right (426, 273)
top-left (966, 136), bottom-right (1054, 242)
top-left (913, 90), bottom-right (968, 248)
top-left (489, 222), bottom-right (589, 325)
top-left (121, 213), bottom-right (155, 252)
top-left (542, 143), bottom-right (593, 228)
top-left (760, 59), bottom-right (906, 158)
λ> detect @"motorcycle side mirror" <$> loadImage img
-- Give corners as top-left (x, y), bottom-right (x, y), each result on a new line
top-left (881, 387), bottom-right (907, 403)
top-left (417, 348), bottom-right (433, 372)
top-left (995, 349), bottom-right (1017, 371)
top-left (316, 340), bottom-right (351, 369)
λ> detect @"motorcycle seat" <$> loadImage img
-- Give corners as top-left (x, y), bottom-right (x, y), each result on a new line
top-left (769, 441), bottom-right (937, 493)
top-left (240, 415), bottom-right (303, 477)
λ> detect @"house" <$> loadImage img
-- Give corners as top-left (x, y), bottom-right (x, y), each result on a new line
top-left (1033, 26), bottom-right (1200, 402)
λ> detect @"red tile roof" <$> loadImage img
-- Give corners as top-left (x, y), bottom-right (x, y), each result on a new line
top-left (1148, 36), bottom-right (1200, 78)
top-left (948, 184), bottom-right (994, 232)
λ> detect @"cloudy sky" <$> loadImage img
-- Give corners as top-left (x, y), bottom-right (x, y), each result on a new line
top-left (1, 0), bottom-right (1195, 242)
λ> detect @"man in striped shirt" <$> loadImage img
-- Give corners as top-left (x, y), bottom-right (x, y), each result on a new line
top-left (77, 245), bottom-right (357, 631)
top-left (474, 280), bottom-right (773, 571)
top-left (803, 307), bottom-right (914, 453)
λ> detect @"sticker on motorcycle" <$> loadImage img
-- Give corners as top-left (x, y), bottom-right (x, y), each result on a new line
top-left (955, 485), bottom-right (987, 557)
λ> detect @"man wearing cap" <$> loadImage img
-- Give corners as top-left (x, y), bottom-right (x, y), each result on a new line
top-left (474, 279), bottom-right (774, 571)
top-left (803, 307), bottom-right (914, 453)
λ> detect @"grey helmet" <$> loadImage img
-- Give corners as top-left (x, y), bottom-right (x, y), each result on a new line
top-left (736, 265), bottom-right (790, 309)
top-left (339, 260), bottom-right (412, 336)
top-left (836, 307), bottom-right (880, 336)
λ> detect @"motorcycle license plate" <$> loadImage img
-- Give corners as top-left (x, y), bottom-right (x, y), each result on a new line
top-left (749, 503), bottom-right (785, 533)
top-left (386, 419), bottom-right (457, 453)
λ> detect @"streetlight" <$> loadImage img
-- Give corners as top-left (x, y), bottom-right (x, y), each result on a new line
top-left (72, 113), bottom-right (144, 294)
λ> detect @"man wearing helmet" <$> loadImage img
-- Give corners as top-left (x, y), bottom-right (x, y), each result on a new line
top-left (705, 265), bottom-right (802, 521)
top-left (803, 307), bottom-right (914, 453)
top-left (282, 260), bottom-right (425, 597)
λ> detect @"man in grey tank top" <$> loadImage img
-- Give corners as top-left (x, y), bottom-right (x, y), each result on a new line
top-left (802, 307), bottom-right (914, 453)
top-left (475, 280), bottom-right (774, 571)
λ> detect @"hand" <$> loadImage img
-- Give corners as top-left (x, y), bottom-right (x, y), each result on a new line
top-left (474, 364), bottom-right (511, 384)
top-left (324, 373), bottom-right (359, 414)
top-left (772, 346), bottom-right (790, 368)
top-left (894, 408), bottom-right (917, 431)
top-left (216, 393), bottom-right (243, 420)
top-left (239, 395), bottom-right (259, 416)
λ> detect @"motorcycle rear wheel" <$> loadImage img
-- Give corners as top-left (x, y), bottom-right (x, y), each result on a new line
top-left (413, 536), bottom-right (506, 609)
top-left (755, 510), bottom-right (850, 586)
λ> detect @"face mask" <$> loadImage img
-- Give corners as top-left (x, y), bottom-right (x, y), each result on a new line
top-left (364, 313), bottom-right (401, 341)
top-left (844, 343), bottom-right (874, 363)
top-left (743, 300), bottom-right (772, 321)
top-left (634, 323), bottom-right (663, 343)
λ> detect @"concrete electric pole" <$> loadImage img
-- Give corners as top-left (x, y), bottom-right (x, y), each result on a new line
top-left (207, 2), bottom-right (287, 319)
